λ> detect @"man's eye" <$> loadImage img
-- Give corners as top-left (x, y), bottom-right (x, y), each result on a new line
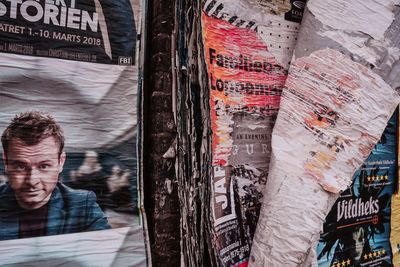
top-left (39, 164), bottom-right (50, 170)
top-left (15, 165), bottom-right (26, 171)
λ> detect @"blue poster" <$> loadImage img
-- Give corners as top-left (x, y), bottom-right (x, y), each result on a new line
top-left (317, 109), bottom-right (398, 267)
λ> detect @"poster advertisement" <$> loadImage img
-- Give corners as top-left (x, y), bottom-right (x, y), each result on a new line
top-left (391, 111), bottom-right (400, 267)
top-left (0, 0), bottom-right (137, 64)
top-left (202, 0), bottom-right (305, 265)
top-left (0, 0), bottom-right (145, 266)
top-left (317, 110), bottom-right (398, 267)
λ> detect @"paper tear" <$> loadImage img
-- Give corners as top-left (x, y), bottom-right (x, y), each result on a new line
top-left (308, 0), bottom-right (397, 40)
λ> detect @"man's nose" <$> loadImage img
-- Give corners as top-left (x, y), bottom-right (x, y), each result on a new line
top-left (26, 168), bottom-right (40, 186)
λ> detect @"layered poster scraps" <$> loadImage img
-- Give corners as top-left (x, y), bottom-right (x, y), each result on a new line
top-left (391, 112), bottom-right (400, 267)
top-left (250, 0), bottom-right (400, 264)
top-left (201, 0), bottom-right (305, 265)
top-left (249, 48), bottom-right (400, 266)
top-left (317, 110), bottom-right (398, 267)
top-left (0, 0), bottom-right (146, 266)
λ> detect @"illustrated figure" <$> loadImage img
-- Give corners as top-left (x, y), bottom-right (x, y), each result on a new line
top-left (70, 151), bottom-right (102, 184)
top-left (69, 150), bottom-right (109, 208)
top-left (0, 111), bottom-right (110, 240)
top-left (107, 165), bottom-right (132, 208)
top-left (107, 165), bottom-right (130, 194)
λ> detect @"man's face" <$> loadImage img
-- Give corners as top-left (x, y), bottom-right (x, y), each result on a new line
top-left (3, 137), bottom-right (66, 210)
top-left (350, 227), bottom-right (365, 263)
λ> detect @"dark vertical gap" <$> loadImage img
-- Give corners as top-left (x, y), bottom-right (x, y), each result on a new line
top-left (142, 0), bottom-right (155, 255)
top-left (143, 0), bottom-right (181, 266)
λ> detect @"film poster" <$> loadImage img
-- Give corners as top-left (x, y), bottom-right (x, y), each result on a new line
top-left (391, 109), bottom-right (400, 267)
top-left (317, 110), bottom-right (399, 267)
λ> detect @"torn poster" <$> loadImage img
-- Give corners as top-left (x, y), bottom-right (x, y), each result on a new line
top-left (391, 110), bottom-right (400, 267)
top-left (317, 110), bottom-right (398, 267)
top-left (203, 0), bottom-right (305, 69)
top-left (0, 0), bottom-right (146, 266)
top-left (201, 0), bottom-right (305, 265)
top-left (0, 0), bottom-right (137, 64)
top-left (250, 0), bottom-right (400, 265)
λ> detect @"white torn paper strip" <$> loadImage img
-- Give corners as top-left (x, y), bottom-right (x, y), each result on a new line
top-left (249, 48), bottom-right (400, 266)
top-left (307, 0), bottom-right (397, 40)
top-left (250, 0), bottom-right (400, 265)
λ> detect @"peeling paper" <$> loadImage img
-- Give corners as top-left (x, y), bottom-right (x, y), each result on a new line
top-left (316, 28), bottom-right (400, 70)
top-left (308, 0), bottom-right (400, 81)
top-left (203, 0), bottom-right (304, 68)
top-left (284, 49), bottom-right (398, 192)
top-left (174, 1), bottom-right (213, 265)
top-left (317, 31), bottom-right (380, 65)
top-left (249, 48), bottom-right (400, 266)
top-left (308, 0), bottom-right (397, 40)
top-left (203, 12), bottom-right (285, 266)
top-left (247, 0), bottom-right (292, 15)
top-left (201, 0), bottom-right (305, 264)
top-left (294, 3), bottom-right (400, 91)
top-left (204, 0), bottom-right (304, 26)
top-left (250, 2), bottom-right (400, 265)
top-left (202, 12), bottom-right (287, 166)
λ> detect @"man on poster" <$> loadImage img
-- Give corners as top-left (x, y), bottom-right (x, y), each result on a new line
top-left (0, 111), bottom-right (110, 240)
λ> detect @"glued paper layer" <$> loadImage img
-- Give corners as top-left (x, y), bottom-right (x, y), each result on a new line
top-left (250, 48), bottom-right (400, 266)
top-left (201, 0), bottom-right (305, 265)
top-left (318, 110), bottom-right (398, 267)
top-left (0, 0), bottom-right (146, 266)
top-left (391, 111), bottom-right (400, 267)
top-left (250, 1), bottom-right (400, 264)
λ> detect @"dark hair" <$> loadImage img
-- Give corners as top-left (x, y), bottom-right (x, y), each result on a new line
top-left (1, 111), bottom-right (65, 157)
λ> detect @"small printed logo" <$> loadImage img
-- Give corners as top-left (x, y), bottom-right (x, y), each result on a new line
top-left (293, 1), bottom-right (305, 9)
top-left (118, 56), bottom-right (133, 65)
top-left (372, 215), bottom-right (379, 225)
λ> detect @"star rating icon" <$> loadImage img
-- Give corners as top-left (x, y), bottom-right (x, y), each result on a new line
top-left (367, 174), bottom-right (389, 183)
top-left (363, 249), bottom-right (387, 262)
top-left (331, 259), bottom-right (351, 267)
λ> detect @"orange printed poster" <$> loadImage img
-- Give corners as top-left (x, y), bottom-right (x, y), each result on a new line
top-left (202, 11), bottom-right (288, 267)
top-left (202, 12), bottom-right (287, 166)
